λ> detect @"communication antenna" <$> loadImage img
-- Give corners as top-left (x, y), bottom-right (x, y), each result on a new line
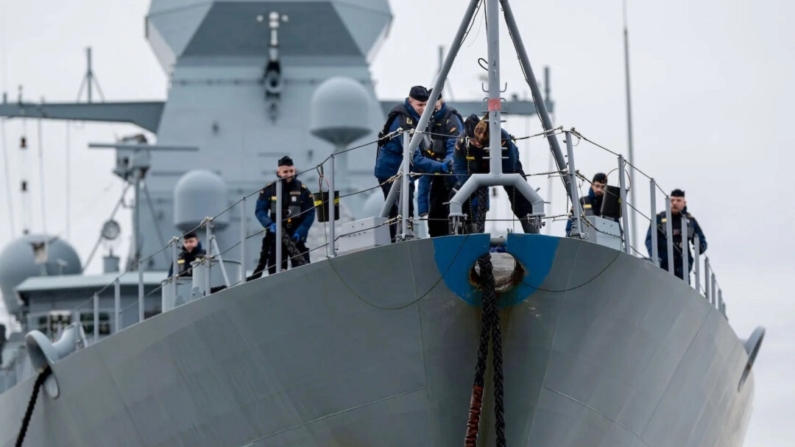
top-left (623, 0), bottom-right (638, 250)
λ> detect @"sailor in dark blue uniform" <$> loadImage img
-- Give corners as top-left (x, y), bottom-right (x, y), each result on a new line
top-left (417, 90), bottom-right (462, 237)
top-left (250, 156), bottom-right (315, 278)
top-left (167, 231), bottom-right (206, 278)
top-left (374, 85), bottom-right (452, 241)
top-left (565, 172), bottom-right (608, 236)
top-left (452, 114), bottom-right (537, 233)
top-left (645, 189), bottom-right (707, 282)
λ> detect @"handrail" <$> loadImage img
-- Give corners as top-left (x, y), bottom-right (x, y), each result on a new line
top-left (567, 128), bottom-right (727, 319)
top-left (28, 121), bottom-right (728, 353)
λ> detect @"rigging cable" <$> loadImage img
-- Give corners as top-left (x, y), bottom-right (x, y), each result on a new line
top-left (1, 119), bottom-right (16, 236)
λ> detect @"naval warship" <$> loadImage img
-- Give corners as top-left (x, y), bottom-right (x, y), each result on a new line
top-left (0, 0), bottom-right (766, 446)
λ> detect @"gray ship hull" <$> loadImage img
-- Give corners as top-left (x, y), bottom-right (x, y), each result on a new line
top-left (0, 234), bottom-right (755, 447)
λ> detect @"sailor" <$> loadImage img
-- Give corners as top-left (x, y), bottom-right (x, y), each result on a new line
top-left (250, 156), bottom-right (315, 278)
top-left (374, 85), bottom-right (452, 241)
top-left (645, 189), bottom-right (708, 282)
top-left (417, 89), bottom-right (463, 237)
top-left (451, 114), bottom-right (537, 233)
top-left (167, 231), bottom-right (206, 278)
top-left (565, 172), bottom-right (608, 236)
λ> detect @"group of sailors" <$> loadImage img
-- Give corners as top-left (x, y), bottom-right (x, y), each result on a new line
top-left (168, 85), bottom-right (708, 284)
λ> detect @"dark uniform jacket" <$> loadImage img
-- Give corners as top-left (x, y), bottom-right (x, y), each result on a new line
top-left (418, 103), bottom-right (463, 216)
top-left (167, 241), bottom-right (206, 278)
top-left (255, 178), bottom-right (315, 242)
top-left (373, 98), bottom-right (448, 181)
top-left (645, 206), bottom-right (707, 268)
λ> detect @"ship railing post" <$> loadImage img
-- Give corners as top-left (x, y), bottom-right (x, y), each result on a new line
top-left (704, 256), bottom-right (710, 299)
top-left (329, 153), bottom-right (336, 257)
top-left (650, 179), bottom-right (659, 266)
top-left (239, 196), bottom-right (247, 283)
top-left (114, 277), bottom-right (120, 333)
top-left (665, 197), bottom-right (674, 275)
top-left (205, 217), bottom-right (213, 293)
top-left (171, 236), bottom-right (178, 300)
top-left (681, 213), bottom-right (689, 285)
top-left (93, 292), bottom-right (99, 343)
top-left (400, 131), bottom-right (411, 240)
top-left (138, 259), bottom-right (144, 323)
top-left (719, 289), bottom-right (725, 317)
top-left (711, 272), bottom-right (717, 307)
top-left (276, 178), bottom-right (282, 273)
top-left (564, 130), bottom-right (583, 239)
top-left (618, 155), bottom-right (631, 254)
top-left (694, 233), bottom-right (701, 292)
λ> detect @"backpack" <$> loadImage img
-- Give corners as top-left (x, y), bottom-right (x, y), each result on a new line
top-left (377, 104), bottom-right (414, 149)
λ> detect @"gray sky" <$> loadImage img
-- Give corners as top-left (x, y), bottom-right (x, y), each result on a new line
top-left (1, 0), bottom-right (793, 445)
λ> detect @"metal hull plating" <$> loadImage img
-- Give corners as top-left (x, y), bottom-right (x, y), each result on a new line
top-left (0, 235), bottom-right (754, 447)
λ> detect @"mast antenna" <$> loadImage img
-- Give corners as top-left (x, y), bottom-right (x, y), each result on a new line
top-left (623, 0), bottom-right (638, 251)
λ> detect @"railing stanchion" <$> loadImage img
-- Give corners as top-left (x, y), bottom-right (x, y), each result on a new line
top-left (240, 197), bottom-right (247, 283)
top-left (665, 197), bottom-right (674, 275)
top-left (618, 155), bottom-right (631, 254)
top-left (650, 179), bottom-right (658, 266)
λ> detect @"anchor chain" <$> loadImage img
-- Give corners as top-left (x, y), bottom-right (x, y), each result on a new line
top-left (15, 365), bottom-right (52, 447)
top-left (464, 252), bottom-right (507, 447)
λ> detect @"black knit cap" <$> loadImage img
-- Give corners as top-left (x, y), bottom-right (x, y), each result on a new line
top-left (409, 85), bottom-right (429, 102)
top-left (464, 114), bottom-right (480, 137)
top-left (428, 88), bottom-right (442, 99)
top-left (592, 172), bottom-right (607, 183)
top-left (183, 231), bottom-right (198, 240)
top-left (671, 189), bottom-right (685, 197)
top-left (278, 156), bottom-right (294, 167)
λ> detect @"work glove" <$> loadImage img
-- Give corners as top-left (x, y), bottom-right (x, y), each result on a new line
top-left (293, 227), bottom-right (308, 242)
top-left (267, 223), bottom-right (277, 233)
top-left (445, 159), bottom-right (453, 173)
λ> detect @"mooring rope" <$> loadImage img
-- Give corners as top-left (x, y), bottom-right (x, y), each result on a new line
top-left (15, 365), bottom-right (52, 447)
top-left (464, 252), bottom-right (507, 447)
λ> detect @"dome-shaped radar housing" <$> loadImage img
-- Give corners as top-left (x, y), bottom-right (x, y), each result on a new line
top-left (173, 170), bottom-right (229, 232)
top-left (310, 76), bottom-right (372, 147)
top-left (0, 235), bottom-right (82, 313)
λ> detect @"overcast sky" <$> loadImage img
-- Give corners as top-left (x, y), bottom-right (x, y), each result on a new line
top-left (0, 0), bottom-right (793, 445)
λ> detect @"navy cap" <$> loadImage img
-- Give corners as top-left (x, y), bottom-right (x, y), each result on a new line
top-left (409, 85), bottom-right (429, 102)
top-left (592, 172), bottom-right (607, 183)
top-left (278, 156), bottom-right (294, 167)
top-left (671, 189), bottom-right (685, 197)
top-left (183, 231), bottom-right (198, 240)
top-left (428, 88), bottom-right (442, 99)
